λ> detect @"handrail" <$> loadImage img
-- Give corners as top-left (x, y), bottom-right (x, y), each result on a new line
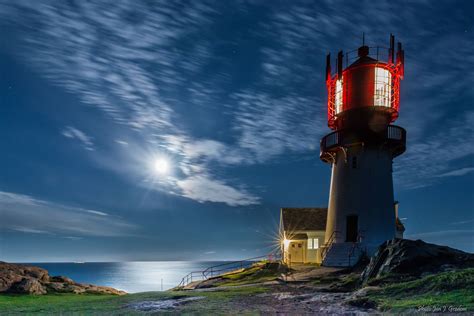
top-left (202, 254), bottom-right (272, 279)
top-left (178, 253), bottom-right (279, 288)
top-left (328, 45), bottom-right (393, 77)
top-left (320, 125), bottom-right (406, 162)
top-left (322, 230), bottom-right (339, 260)
top-left (348, 230), bottom-right (365, 266)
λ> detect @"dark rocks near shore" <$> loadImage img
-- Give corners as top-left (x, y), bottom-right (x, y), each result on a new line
top-left (361, 239), bottom-right (474, 284)
top-left (0, 262), bottom-right (126, 295)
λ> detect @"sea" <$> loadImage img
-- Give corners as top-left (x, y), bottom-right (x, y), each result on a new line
top-left (29, 261), bottom-right (226, 293)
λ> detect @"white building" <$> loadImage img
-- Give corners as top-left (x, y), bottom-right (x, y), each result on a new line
top-left (280, 208), bottom-right (327, 265)
top-left (280, 204), bottom-right (404, 266)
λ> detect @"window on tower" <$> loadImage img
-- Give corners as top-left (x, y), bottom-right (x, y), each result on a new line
top-left (335, 78), bottom-right (343, 114)
top-left (374, 67), bottom-right (391, 107)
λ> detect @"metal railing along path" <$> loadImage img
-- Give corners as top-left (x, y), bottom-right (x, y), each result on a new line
top-left (177, 253), bottom-right (280, 288)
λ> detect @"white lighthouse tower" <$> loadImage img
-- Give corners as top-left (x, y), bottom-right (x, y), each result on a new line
top-left (321, 35), bottom-right (406, 266)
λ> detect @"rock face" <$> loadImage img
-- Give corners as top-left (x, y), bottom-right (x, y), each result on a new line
top-left (361, 239), bottom-right (474, 284)
top-left (0, 262), bottom-right (126, 295)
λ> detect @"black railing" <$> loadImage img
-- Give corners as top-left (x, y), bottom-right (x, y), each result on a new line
top-left (328, 46), bottom-right (392, 76)
top-left (348, 230), bottom-right (365, 266)
top-left (320, 125), bottom-right (406, 162)
top-left (321, 230), bottom-right (339, 261)
top-left (177, 253), bottom-right (279, 288)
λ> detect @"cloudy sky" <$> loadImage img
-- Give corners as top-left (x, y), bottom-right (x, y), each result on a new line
top-left (0, 0), bottom-right (472, 262)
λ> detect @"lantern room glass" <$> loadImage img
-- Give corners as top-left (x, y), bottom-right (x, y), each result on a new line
top-left (374, 67), bottom-right (391, 107)
top-left (335, 78), bottom-right (343, 114)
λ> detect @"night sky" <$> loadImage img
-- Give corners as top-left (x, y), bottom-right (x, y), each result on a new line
top-left (1, 1), bottom-right (473, 262)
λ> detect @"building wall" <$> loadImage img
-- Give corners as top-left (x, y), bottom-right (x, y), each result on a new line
top-left (283, 230), bottom-right (326, 264)
top-left (305, 231), bottom-right (326, 263)
top-left (325, 146), bottom-right (396, 255)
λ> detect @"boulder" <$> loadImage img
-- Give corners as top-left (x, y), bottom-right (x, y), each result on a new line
top-left (82, 284), bottom-right (126, 295)
top-left (0, 261), bottom-right (126, 295)
top-left (361, 239), bottom-right (474, 284)
top-left (0, 262), bottom-right (49, 292)
top-left (50, 275), bottom-right (74, 284)
top-left (8, 278), bottom-right (47, 295)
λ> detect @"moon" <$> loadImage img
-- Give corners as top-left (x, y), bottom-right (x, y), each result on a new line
top-left (153, 158), bottom-right (170, 175)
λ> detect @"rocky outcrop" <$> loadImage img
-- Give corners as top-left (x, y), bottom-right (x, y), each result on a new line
top-left (0, 262), bottom-right (126, 295)
top-left (361, 239), bottom-right (474, 284)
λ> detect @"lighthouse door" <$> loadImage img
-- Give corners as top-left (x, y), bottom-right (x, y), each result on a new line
top-left (346, 215), bottom-right (358, 242)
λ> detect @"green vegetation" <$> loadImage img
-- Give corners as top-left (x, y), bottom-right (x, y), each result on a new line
top-left (0, 293), bottom-right (123, 315)
top-left (328, 273), bottom-right (360, 292)
top-left (0, 286), bottom-right (268, 315)
top-left (216, 262), bottom-right (282, 286)
top-left (1, 266), bottom-right (473, 314)
top-left (363, 268), bottom-right (474, 312)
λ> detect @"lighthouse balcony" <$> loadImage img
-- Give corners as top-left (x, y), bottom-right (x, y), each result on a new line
top-left (320, 125), bottom-right (406, 163)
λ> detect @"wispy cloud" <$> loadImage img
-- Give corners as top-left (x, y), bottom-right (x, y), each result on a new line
top-left (0, 2), bottom-right (254, 206)
top-left (0, 191), bottom-right (137, 237)
top-left (115, 140), bottom-right (129, 146)
top-left (10, 226), bottom-right (53, 235)
top-left (406, 230), bottom-right (474, 239)
top-left (231, 93), bottom-right (325, 163)
top-left (394, 112), bottom-right (474, 189)
top-left (84, 209), bottom-right (109, 216)
top-left (436, 167), bottom-right (474, 178)
top-left (176, 175), bottom-right (259, 206)
top-left (449, 219), bottom-right (474, 226)
top-left (1, 1), bottom-right (472, 203)
top-left (62, 126), bottom-right (94, 151)
top-left (62, 236), bottom-right (84, 241)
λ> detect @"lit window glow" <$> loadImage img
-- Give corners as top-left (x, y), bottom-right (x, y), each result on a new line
top-left (374, 67), bottom-right (391, 107)
top-left (335, 78), bottom-right (343, 114)
top-left (307, 238), bottom-right (319, 249)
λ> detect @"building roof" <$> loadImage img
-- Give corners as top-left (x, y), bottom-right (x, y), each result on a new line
top-left (292, 233), bottom-right (308, 240)
top-left (281, 208), bottom-right (328, 232)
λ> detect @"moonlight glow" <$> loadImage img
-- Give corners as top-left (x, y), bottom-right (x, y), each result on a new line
top-left (153, 158), bottom-right (170, 175)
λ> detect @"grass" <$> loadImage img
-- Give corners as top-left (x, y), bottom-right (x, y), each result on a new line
top-left (0, 293), bottom-right (124, 315)
top-left (216, 262), bottom-right (281, 286)
top-left (0, 286), bottom-right (268, 315)
top-left (363, 268), bottom-right (474, 312)
top-left (2, 267), bottom-right (473, 314)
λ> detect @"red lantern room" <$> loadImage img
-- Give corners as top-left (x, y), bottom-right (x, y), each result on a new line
top-left (326, 34), bottom-right (404, 130)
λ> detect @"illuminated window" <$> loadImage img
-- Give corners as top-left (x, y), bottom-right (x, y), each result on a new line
top-left (335, 78), bottom-right (343, 114)
top-left (307, 238), bottom-right (319, 249)
top-left (374, 67), bottom-right (391, 107)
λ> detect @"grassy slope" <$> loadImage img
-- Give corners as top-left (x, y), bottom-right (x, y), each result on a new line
top-left (214, 262), bottom-right (281, 286)
top-left (364, 268), bottom-right (474, 311)
top-left (0, 286), bottom-right (268, 315)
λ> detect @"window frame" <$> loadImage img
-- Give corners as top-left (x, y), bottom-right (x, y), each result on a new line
top-left (374, 67), bottom-right (392, 108)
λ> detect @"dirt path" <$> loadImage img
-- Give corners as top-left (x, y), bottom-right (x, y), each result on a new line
top-left (127, 281), bottom-right (377, 314)
top-left (221, 284), bottom-right (377, 315)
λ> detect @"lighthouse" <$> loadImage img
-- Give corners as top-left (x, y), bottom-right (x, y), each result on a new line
top-left (320, 35), bottom-right (406, 266)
